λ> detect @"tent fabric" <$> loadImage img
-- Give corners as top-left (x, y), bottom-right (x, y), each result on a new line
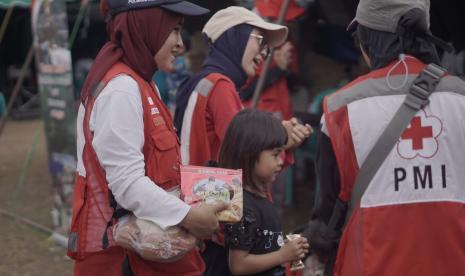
top-left (0, 0), bottom-right (89, 9)
top-left (0, 0), bottom-right (31, 8)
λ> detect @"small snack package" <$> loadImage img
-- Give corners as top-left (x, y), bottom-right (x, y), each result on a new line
top-left (181, 165), bottom-right (243, 222)
top-left (113, 215), bottom-right (197, 262)
top-left (286, 234), bottom-right (305, 271)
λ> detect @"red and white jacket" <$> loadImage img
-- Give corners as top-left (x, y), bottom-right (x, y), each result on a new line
top-left (180, 73), bottom-right (242, 166)
top-left (68, 62), bottom-right (204, 275)
top-left (323, 56), bottom-right (465, 275)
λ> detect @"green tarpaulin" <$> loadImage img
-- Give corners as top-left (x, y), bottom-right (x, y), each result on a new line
top-left (0, 0), bottom-right (31, 8)
top-left (0, 0), bottom-right (87, 9)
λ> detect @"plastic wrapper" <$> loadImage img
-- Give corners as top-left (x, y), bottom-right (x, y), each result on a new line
top-left (181, 165), bottom-right (243, 222)
top-left (113, 215), bottom-right (197, 262)
top-left (303, 254), bottom-right (325, 276)
top-left (286, 234), bottom-right (305, 271)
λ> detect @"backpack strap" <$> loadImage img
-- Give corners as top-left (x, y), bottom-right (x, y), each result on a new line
top-left (346, 63), bottom-right (447, 222)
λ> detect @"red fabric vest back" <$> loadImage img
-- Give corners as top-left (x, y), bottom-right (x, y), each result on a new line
top-left (241, 49), bottom-right (297, 121)
top-left (242, 77), bottom-right (293, 120)
top-left (323, 58), bottom-right (465, 275)
top-left (68, 63), bottom-right (204, 274)
top-left (182, 73), bottom-right (231, 166)
top-left (181, 73), bottom-right (234, 247)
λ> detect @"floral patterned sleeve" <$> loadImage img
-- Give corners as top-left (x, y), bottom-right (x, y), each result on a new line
top-left (225, 207), bottom-right (261, 251)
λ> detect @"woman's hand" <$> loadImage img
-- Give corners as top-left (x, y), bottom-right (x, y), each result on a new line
top-left (282, 118), bottom-right (313, 150)
top-left (278, 236), bottom-right (310, 262)
top-left (273, 42), bottom-right (293, 70)
top-left (180, 202), bottom-right (228, 239)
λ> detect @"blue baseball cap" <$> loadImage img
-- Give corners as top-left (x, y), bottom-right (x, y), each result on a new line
top-left (108, 0), bottom-right (209, 17)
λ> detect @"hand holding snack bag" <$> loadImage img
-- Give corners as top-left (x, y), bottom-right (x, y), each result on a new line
top-left (181, 165), bottom-right (243, 222)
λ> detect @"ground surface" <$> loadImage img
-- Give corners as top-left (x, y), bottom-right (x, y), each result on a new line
top-left (0, 119), bottom-right (73, 276)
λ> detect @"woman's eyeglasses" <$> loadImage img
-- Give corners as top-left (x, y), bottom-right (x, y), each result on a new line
top-left (250, 33), bottom-right (271, 59)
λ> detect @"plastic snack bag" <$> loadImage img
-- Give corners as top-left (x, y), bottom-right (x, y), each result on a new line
top-left (113, 215), bottom-right (197, 262)
top-left (181, 165), bottom-right (243, 222)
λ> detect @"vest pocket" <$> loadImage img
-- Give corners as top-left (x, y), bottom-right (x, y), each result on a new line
top-left (149, 129), bottom-right (179, 186)
top-left (152, 129), bottom-right (177, 150)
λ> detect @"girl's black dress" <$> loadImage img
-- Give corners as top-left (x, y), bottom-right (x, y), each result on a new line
top-left (225, 190), bottom-right (286, 276)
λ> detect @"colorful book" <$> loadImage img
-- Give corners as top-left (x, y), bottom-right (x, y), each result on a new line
top-left (180, 165), bottom-right (243, 222)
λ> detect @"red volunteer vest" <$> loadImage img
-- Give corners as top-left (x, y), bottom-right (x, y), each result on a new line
top-left (323, 57), bottom-right (465, 275)
top-left (68, 62), bottom-right (204, 275)
top-left (242, 76), bottom-right (293, 120)
top-left (180, 73), bottom-right (231, 166)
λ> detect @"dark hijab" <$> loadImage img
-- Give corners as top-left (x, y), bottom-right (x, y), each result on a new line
top-left (174, 24), bottom-right (253, 134)
top-left (80, 1), bottom-right (181, 101)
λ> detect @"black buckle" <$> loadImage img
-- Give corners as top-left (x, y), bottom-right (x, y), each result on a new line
top-left (405, 64), bottom-right (446, 110)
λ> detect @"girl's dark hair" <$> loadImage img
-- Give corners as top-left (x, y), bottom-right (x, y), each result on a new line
top-left (219, 109), bottom-right (288, 192)
top-left (355, 8), bottom-right (440, 69)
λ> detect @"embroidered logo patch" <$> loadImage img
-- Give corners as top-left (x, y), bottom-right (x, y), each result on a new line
top-left (151, 107), bottom-right (159, 115)
top-left (153, 117), bottom-right (165, 126)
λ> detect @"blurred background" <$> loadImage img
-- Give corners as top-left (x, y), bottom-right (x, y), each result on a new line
top-left (0, 0), bottom-right (464, 275)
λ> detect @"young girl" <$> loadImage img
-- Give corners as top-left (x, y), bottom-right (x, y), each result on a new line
top-left (219, 109), bottom-right (309, 276)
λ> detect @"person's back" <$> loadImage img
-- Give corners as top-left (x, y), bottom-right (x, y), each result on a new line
top-left (326, 56), bottom-right (465, 275)
top-left (304, 0), bottom-right (465, 275)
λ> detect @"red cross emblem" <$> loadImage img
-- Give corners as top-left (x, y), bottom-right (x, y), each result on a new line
top-left (401, 116), bottom-right (433, 150)
top-left (397, 111), bottom-right (443, 160)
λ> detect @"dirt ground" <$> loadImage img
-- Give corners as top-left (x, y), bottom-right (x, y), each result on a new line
top-left (0, 119), bottom-right (72, 276)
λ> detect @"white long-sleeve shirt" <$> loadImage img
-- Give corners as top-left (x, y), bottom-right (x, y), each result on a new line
top-left (76, 74), bottom-right (190, 229)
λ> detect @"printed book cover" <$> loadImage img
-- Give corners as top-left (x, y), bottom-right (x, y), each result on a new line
top-left (180, 165), bottom-right (243, 222)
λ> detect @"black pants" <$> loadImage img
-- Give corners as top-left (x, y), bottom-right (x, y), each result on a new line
top-left (201, 241), bottom-right (231, 276)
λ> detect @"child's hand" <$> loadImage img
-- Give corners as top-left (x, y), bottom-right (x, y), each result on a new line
top-left (278, 236), bottom-right (310, 263)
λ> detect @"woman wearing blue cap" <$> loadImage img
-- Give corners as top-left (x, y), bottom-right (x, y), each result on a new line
top-left (68, 0), bottom-right (227, 275)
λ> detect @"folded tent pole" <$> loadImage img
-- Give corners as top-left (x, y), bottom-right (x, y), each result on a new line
top-left (251, 0), bottom-right (291, 108)
top-left (0, 5), bottom-right (17, 135)
top-left (0, 45), bottom-right (35, 136)
top-left (0, 5), bottom-right (14, 45)
top-left (69, 0), bottom-right (91, 50)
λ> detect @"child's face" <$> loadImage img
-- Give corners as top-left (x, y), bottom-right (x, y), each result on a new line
top-left (254, 147), bottom-right (284, 185)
